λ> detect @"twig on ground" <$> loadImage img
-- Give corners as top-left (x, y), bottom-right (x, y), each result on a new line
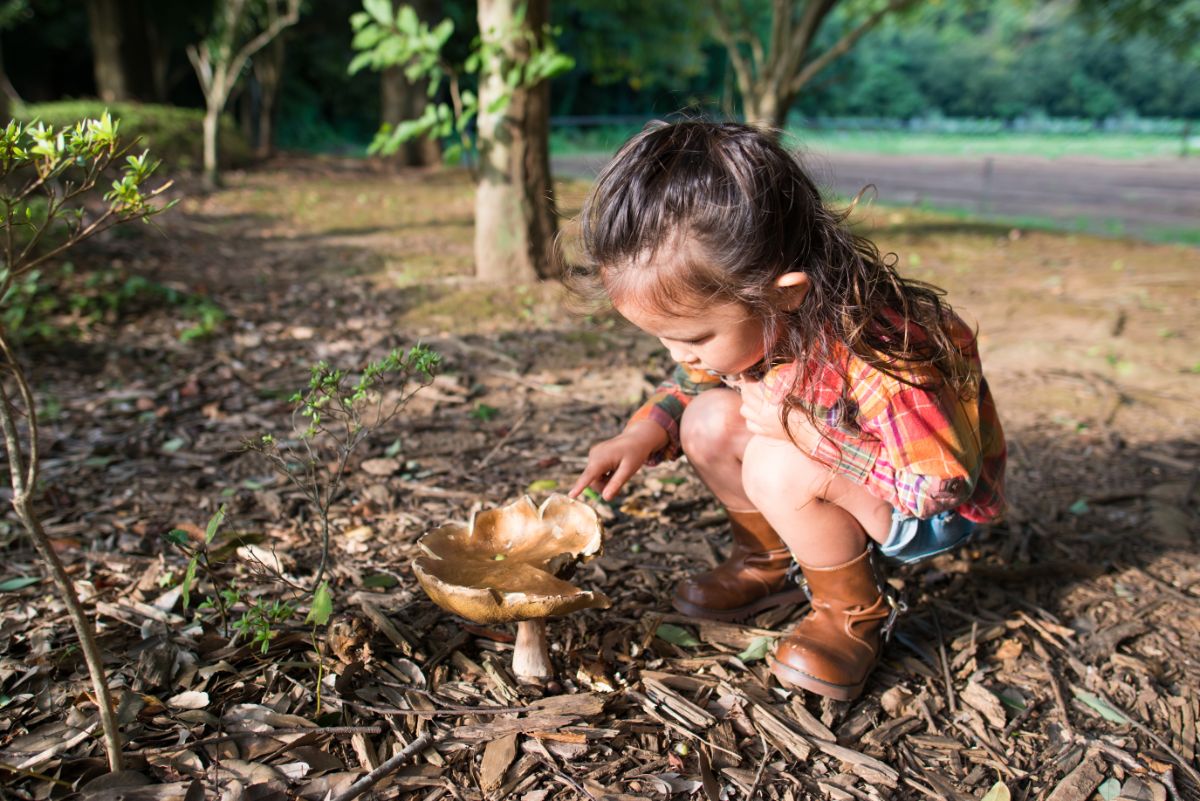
top-left (131, 726), bottom-right (384, 756)
top-left (476, 410), bottom-right (530, 470)
top-left (1043, 660), bottom-right (1076, 740)
top-left (931, 609), bottom-right (956, 715)
top-left (330, 731), bottom-right (436, 801)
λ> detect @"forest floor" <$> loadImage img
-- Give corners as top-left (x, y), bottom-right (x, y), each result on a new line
top-left (1, 156), bottom-right (1198, 801)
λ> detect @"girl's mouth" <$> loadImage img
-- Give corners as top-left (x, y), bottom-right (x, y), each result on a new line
top-left (710, 357), bottom-right (770, 388)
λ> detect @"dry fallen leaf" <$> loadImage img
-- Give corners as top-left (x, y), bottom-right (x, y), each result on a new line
top-left (166, 691), bottom-right (210, 710)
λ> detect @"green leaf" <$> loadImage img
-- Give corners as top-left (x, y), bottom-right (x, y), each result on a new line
top-left (526, 479), bottom-right (558, 493)
top-left (980, 781), bottom-right (1011, 801)
top-left (470, 403), bottom-right (499, 421)
top-left (1097, 778), bottom-right (1121, 801)
top-left (362, 573), bottom-right (398, 589)
top-left (1067, 498), bottom-right (1089, 515)
top-left (396, 4), bottom-right (418, 35)
top-left (205, 504), bottom-right (226, 544)
top-left (306, 582), bottom-right (333, 626)
top-left (737, 636), bottom-right (774, 663)
top-left (0, 576), bottom-right (40, 592)
top-left (656, 624), bottom-right (701, 648)
top-left (164, 529), bottom-right (190, 547)
top-left (181, 555), bottom-right (198, 609)
top-left (161, 437), bottom-right (186, 453)
top-left (1070, 687), bottom-right (1129, 724)
top-left (363, 0), bottom-right (393, 27)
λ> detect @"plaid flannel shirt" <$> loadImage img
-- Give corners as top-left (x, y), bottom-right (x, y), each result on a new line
top-left (629, 316), bottom-right (1006, 523)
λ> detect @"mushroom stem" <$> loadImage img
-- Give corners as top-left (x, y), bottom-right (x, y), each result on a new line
top-left (512, 618), bottom-right (554, 680)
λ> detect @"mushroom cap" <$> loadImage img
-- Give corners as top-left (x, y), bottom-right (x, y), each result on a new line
top-left (412, 494), bottom-right (612, 625)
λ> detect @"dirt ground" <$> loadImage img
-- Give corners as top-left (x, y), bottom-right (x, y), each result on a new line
top-left (1, 157), bottom-right (1198, 801)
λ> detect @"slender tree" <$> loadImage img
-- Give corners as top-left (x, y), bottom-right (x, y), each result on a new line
top-left (187, 0), bottom-right (301, 188)
top-left (474, 0), bottom-right (557, 282)
top-left (349, 0), bottom-right (571, 281)
top-left (708, 0), bottom-right (920, 129)
top-left (85, 0), bottom-right (129, 102)
top-left (380, 0), bottom-right (440, 167)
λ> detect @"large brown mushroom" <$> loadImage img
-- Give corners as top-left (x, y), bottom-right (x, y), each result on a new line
top-left (412, 494), bottom-right (611, 680)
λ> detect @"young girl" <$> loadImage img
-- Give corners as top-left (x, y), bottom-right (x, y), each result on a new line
top-left (567, 122), bottom-right (1006, 702)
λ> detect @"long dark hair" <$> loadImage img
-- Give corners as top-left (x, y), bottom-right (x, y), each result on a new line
top-left (569, 121), bottom-right (975, 435)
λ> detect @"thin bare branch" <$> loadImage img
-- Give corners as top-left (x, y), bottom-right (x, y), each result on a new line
top-left (225, 0), bottom-right (302, 95)
top-left (708, 0), bottom-right (756, 104)
top-left (789, 0), bottom-right (915, 96)
top-left (0, 363), bottom-right (124, 771)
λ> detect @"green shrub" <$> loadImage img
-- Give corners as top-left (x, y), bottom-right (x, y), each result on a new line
top-left (14, 101), bottom-right (252, 171)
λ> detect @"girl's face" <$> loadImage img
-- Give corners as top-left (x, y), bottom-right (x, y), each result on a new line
top-left (614, 293), bottom-right (768, 378)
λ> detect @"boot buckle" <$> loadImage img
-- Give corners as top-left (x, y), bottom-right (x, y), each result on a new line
top-left (785, 563), bottom-right (811, 600)
top-left (881, 590), bottom-right (907, 641)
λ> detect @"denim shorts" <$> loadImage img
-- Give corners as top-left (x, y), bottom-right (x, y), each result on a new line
top-left (879, 508), bottom-right (977, 564)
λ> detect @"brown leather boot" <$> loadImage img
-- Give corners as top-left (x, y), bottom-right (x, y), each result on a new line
top-left (769, 549), bottom-right (894, 701)
top-left (672, 509), bottom-right (808, 622)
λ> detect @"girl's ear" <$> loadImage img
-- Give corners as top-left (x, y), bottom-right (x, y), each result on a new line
top-left (774, 271), bottom-right (811, 311)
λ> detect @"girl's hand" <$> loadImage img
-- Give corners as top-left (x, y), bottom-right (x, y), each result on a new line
top-left (732, 378), bottom-right (788, 439)
top-left (734, 378), bottom-right (820, 451)
top-left (569, 420), bottom-right (668, 502)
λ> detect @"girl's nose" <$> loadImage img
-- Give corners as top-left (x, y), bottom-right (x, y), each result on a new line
top-left (664, 340), bottom-right (695, 364)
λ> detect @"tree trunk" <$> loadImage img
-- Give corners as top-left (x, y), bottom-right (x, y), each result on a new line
top-left (381, 0), bottom-right (440, 167)
top-left (144, 14), bottom-right (171, 102)
top-left (474, 0), bottom-right (558, 283)
top-left (381, 67), bottom-right (441, 167)
top-left (742, 85), bottom-right (789, 131)
top-left (86, 0), bottom-right (130, 102)
top-left (253, 36), bottom-right (286, 159)
top-left (203, 101), bottom-right (221, 189)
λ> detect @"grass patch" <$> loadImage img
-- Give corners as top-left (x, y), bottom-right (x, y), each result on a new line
top-left (16, 101), bottom-right (251, 172)
top-left (789, 129), bottom-right (1191, 160)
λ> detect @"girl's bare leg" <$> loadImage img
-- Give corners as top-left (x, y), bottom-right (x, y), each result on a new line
top-left (674, 389), bottom-right (802, 620)
top-left (741, 435), bottom-right (893, 567)
top-left (679, 388), bottom-right (755, 508)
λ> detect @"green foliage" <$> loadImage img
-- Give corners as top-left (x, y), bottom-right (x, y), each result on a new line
top-left (251, 344), bottom-right (440, 592)
top-left (0, 263), bottom-right (226, 344)
top-left (166, 505), bottom-right (300, 655)
top-left (348, 1), bottom-right (573, 162)
top-left (0, 114), bottom-right (174, 350)
top-left (289, 345), bottom-right (440, 439)
top-left (791, 3), bottom-right (1200, 121)
top-left (305, 581), bottom-right (333, 626)
top-left (15, 102), bottom-right (252, 172)
top-left (554, 0), bottom-right (709, 91)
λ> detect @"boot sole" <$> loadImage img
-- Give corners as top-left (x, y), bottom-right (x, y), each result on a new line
top-left (768, 657), bottom-right (865, 702)
top-left (671, 587), bottom-right (810, 623)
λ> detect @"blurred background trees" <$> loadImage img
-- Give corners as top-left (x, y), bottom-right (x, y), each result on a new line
top-left (3, 0), bottom-right (1196, 280)
top-left (5, 0), bottom-right (1196, 157)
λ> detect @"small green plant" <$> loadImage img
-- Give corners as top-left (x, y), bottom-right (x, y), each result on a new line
top-left (248, 344), bottom-right (440, 593)
top-left (471, 402), bottom-right (499, 422)
top-left (0, 113), bottom-right (173, 773)
top-left (165, 504), bottom-right (310, 656)
top-left (2, 262), bottom-right (226, 343)
top-left (348, 0), bottom-right (573, 166)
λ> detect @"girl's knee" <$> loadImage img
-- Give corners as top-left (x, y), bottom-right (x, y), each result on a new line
top-left (680, 389), bottom-right (748, 464)
top-left (741, 436), bottom-right (826, 507)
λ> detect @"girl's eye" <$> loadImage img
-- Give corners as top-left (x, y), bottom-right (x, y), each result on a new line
top-left (687, 335), bottom-right (712, 345)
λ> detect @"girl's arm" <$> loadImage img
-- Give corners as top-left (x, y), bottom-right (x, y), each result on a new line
top-left (628, 362), bottom-right (723, 463)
